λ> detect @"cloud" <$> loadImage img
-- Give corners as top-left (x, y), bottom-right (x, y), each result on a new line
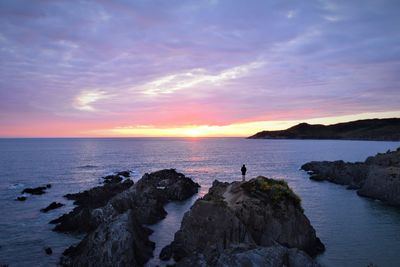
top-left (0, 0), bottom-right (400, 136)
top-left (73, 90), bottom-right (112, 111)
top-left (140, 61), bottom-right (264, 95)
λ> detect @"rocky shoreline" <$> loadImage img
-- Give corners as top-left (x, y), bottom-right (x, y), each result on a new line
top-left (302, 147), bottom-right (400, 206)
top-left (50, 170), bottom-right (324, 266)
top-left (52, 169), bottom-right (200, 266)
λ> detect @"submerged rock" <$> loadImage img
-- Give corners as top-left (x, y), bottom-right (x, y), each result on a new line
top-left (41, 202), bottom-right (64, 213)
top-left (161, 177), bottom-right (324, 265)
top-left (21, 186), bottom-right (48, 195)
top-left (45, 247), bottom-right (53, 255)
top-left (16, 196), bottom-right (27, 201)
top-left (301, 148), bottom-right (400, 205)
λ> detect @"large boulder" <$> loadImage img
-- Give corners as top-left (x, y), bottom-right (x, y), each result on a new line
top-left (161, 177), bottom-right (324, 264)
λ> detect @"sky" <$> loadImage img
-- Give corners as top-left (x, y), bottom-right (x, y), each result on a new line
top-left (0, 0), bottom-right (400, 137)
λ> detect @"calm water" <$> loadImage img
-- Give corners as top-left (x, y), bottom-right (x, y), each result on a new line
top-left (0, 138), bottom-right (399, 267)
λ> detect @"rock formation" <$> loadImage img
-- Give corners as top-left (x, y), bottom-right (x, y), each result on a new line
top-left (21, 185), bottom-right (49, 195)
top-left (50, 178), bottom-right (134, 232)
top-left (161, 177), bottom-right (324, 266)
top-left (40, 202), bottom-right (65, 213)
top-left (57, 169), bottom-right (200, 266)
top-left (302, 147), bottom-right (400, 205)
top-left (176, 244), bottom-right (320, 267)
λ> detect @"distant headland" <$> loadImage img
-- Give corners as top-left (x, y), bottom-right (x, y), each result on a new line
top-left (248, 118), bottom-right (400, 141)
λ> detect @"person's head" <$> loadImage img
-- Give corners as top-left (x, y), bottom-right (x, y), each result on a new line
top-left (242, 164), bottom-right (245, 167)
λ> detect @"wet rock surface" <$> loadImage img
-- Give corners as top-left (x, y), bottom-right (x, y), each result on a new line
top-left (302, 147), bottom-right (400, 205)
top-left (161, 177), bottom-right (323, 266)
top-left (40, 202), bottom-right (64, 213)
top-left (16, 196), bottom-right (27, 201)
top-left (21, 185), bottom-right (49, 195)
top-left (57, 169), bottom-right (199, 267)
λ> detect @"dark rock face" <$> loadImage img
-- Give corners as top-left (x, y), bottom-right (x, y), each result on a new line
top-left (16, 196), bottom-right (27, 201)
top-left (21, 186), bottom-right (48, 195)
top-left (176, 244), bottom-right (320, 267)
top-left (41, 202), bottom-right (64, 213)
top-left (161, 177), bottom-right (323, 265)
top-left (60, 211), bottom-right (154, 267)
top-left (103, 174), bottom-right (123, 184)
top-left (301, 148), bottom-right (400, 206)
top-left (248, 118), bottom-right (400, 141)
top-left (91, 169), bottom-right (200, 226)
top-left (50, 179), bottom-right (134, 233)
top-left (301, 161), bottom-right (368, 188)
top-left (58, 169), bottom-right (199, 266)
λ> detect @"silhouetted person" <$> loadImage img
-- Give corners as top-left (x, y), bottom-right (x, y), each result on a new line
top-left (241, 164), bottom-right (247, 181)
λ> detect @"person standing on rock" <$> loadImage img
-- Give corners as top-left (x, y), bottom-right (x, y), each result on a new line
top-left (241, 164), bottom-right (247, 181)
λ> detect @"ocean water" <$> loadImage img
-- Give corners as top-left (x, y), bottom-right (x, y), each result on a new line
top-left (0, 138), bottom-right (399, 267)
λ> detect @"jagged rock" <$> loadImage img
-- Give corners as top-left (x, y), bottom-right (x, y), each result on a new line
top-left (21, 186), bottom-right (48, 195)
top-left (91, 169), bottom-right (200, 226)
top-left (103, 174), bottom-right (123, 184)
top-left (58, 169), bottom-right (200, 266)
top-left (41, 202), bottom-right (64, 213)
top-left (176, 244), bottom-right (320, 267)
top-left (60, 211), bottom-right (154, 267)
top-left (50, 179), bottom-right (134, 233)
top-left (302, 148), bottom-right (400, 205)
top-left (161, 177), bottom-right (324, 264)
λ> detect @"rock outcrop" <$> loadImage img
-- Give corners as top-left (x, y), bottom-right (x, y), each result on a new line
top-left (176, 244), bottom-right (320, 267)
top-left (57, 169), bottom-right (200, 266)
top-left (21, 185), bottom-right (50, 195)
top-left (301, 148), bottom-right (400, 205)
top-left (41, 202), bottom-right (64, 213)
top-left (60, 210), bottom-right (154, 267)
top-left (161, 177), bottom-right (324, 266)
top-left (50, 178), bottom-right (134, 232)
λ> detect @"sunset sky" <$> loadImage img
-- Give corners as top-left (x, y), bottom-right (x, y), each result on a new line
top-left (1, 0), bottom-right (399, 137)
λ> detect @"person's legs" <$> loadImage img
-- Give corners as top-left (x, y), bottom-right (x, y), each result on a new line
top-left (242, 174), bottom-right (245, 181)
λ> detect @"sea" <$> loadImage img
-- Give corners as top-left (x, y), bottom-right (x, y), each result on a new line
top-left (0, 138), bottom-right (399, 267)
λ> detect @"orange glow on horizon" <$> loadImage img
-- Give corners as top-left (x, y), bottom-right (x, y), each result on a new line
top-left (1, 111), bottom-right (399, 138)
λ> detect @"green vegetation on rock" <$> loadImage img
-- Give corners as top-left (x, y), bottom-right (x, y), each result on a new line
top-left (241, 176), bottom-right (302, 209)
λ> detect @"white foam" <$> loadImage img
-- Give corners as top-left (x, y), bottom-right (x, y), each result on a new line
top-left (8, 183), bottom-right (24, 190)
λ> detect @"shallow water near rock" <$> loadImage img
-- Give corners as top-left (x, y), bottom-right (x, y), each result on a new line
top-left (0, 138), bottom-right (399, 267)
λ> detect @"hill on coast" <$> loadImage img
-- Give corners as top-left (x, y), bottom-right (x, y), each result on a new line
top-left (248, 118), bottom-right (400, 141)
